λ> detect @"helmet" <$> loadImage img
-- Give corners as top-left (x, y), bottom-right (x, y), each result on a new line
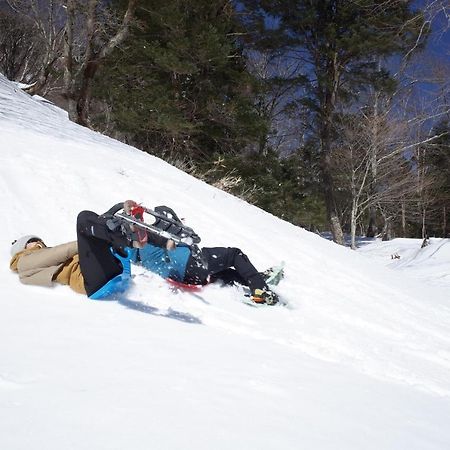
top-left (11, 235), bottom-right (43, 257)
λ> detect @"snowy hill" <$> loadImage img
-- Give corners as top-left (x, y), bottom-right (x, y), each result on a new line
top-left (1, 73), bottom-right (450, 450)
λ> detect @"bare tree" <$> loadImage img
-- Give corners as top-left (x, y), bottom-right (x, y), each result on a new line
top-left (332, 91), bottom-right (446, 249)
top-left (4, 0), bottom-right (66, 94)
top-left (398, 29), bottom-right (450, 237)
top-left (0, 11), bottom-right (45, 83)
top-left (62, 0), bottom-right (137, 125)
top-left (4, 0), bottom-right (137, 125)
top-left (414, 143), bottom-right (435, 239)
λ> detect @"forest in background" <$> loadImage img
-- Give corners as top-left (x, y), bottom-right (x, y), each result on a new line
top-left (1, 0), bottom-right (449, 247)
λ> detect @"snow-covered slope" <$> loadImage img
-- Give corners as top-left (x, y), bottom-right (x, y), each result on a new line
top-left (358, 237), bottom-right (450, 288)
top-left (1, 73), bottom-right (450, 450)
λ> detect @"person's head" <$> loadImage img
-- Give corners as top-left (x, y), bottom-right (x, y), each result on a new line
top-left (10, 235), bottom-right (46, 258)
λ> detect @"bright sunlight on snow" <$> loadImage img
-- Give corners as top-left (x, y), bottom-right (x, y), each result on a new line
top-left (1, 74), bottom-right (450, 450)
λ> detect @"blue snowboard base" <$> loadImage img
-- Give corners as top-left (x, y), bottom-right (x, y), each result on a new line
top-left (89, 248), bottom-right (132, 300)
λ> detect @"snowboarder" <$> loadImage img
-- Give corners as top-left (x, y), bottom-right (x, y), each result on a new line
top-left (103, 200), bottom-right (280, 304)
top-left (9, 201), bottom-right (172, 297)
top-left (129, 219), bottom-right (279, 305)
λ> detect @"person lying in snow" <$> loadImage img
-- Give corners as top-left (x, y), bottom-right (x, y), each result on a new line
top-left (131, 244), bottom-right (279, 305)
top-left (9, 201), bottom-right (171, 297)
top-left (127, 205), bottom-right (279, 305)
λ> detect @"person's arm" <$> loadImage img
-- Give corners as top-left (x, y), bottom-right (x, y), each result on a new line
top-left (146, 232), bottom-right (176, 250)
top-left (78, 212), bottom-right (131, 250)
top-left (101, 201), bottom-right (177, 250)
top-left (18, 242), bottom-right (78, 272)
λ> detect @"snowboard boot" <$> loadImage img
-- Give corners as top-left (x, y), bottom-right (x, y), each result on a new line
top-left (251, 288), bottom-right (279, 305)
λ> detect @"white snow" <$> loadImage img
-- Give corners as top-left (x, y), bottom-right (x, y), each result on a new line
top-left (1, 73), bottom-right (450, 450)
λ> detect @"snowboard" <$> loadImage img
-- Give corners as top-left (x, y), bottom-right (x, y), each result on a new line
top-left (166, 261), bottom-right (284, 292)
top-left (242, 261), bottom-right (287, 307)
top-left (165, 262), bottom-right (287, 307)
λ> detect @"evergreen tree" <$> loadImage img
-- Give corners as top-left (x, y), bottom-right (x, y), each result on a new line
top-left (422, 120), bottom-right (450, 236)
top-left (93, 0), bottom-right (266, 159)
top-left (201, 146), bottom-right (326, 230)
top-left (241, 0), bottom-right (427, 243)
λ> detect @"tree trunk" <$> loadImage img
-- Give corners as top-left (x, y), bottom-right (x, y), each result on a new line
top-left (421, 206), bottom-right (427, 239)
top-left (381, 218), bottom-right (392, 241)
top-left (401, 200), bottom-right (407, 237)
top-left (321, 149), bottom-right (344, 245)
top-left (319, 77), bottom-right (344, 244)
top-left (443, 206), bottom-right (447, 237)
top-left (350, 202), bottom-right (357, 250)
top-left (366, 206), bottom-right (377, 237)
top-left (76, 60), bottom-right (99, 126)
top-left (366, 83), bottom-right (381, 238)
top-left (63, 0), bottom-right (77, 121)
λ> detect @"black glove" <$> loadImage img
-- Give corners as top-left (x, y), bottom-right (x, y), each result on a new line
top-left (105, 216), bottom-right (135, 248)
top-left (106, 216), bottom-right (149, 249)
top-left (106, 216), bottom-right (125, 233)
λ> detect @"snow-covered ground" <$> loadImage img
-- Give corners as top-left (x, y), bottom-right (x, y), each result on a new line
top-left (357, 237), bottom-right (450, 288)
top-left (1, 73), bottom-right (450, 450)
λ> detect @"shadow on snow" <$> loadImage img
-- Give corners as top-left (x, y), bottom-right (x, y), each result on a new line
top-left (117, 297), bottom-right (202, 324)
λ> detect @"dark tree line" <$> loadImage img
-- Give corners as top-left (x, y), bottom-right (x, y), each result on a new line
top-left (1, 0), bottom-right (449, 243)
top-left (93, 0), bottom-right (265, 161)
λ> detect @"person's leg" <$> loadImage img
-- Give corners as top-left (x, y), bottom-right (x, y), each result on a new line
top-left (183, 260), bottom-right (246, 286)
top-left (184, 246), bottom-right (278, 304)
top-left (198, 247), bottom-right (267, 291)
top-left (209, 268), bottom-right (247, 286)
top-left (76, 211), bottom-right (125, 296)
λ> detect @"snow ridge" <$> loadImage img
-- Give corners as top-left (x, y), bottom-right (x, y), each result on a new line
top-left (1, 73), bottom-right (450, 450)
